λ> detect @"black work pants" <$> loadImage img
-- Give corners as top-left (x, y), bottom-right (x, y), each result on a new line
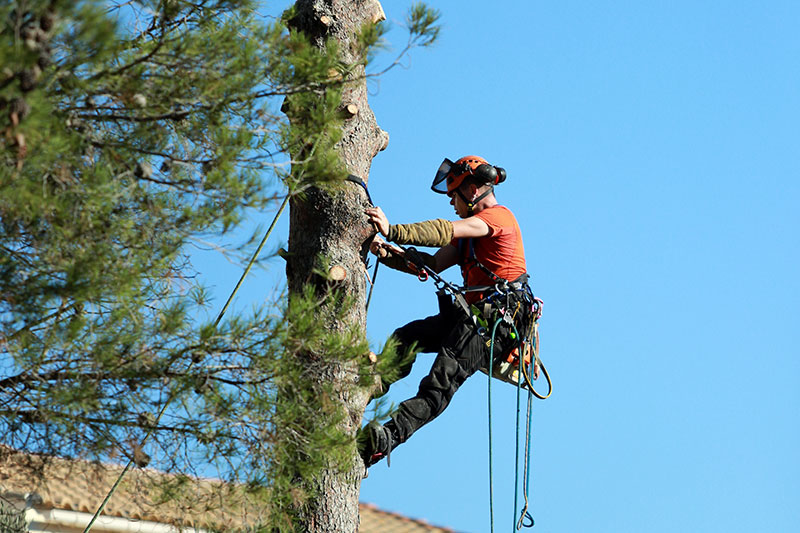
top-left (384, 297), bottom-right (522, 445)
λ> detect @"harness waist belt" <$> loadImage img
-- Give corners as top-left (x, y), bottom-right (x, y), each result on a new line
top-left (462, 273), bottom-right (530, 294)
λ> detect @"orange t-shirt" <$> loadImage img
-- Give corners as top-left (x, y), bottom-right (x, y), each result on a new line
top-left (455, 205), bottom-right (527, 302)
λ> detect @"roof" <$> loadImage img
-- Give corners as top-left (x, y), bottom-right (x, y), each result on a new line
top-left (358, 503), bottom-right (457, 533)
top-left (0, 447), bottom-right (455, 532)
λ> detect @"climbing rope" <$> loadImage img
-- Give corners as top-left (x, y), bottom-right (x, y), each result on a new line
top-left (213, 195), bottom-right (289, 325)
top-left (513, 354), bottom-right (534, 530)
top-left (515, 300), bottom-right (544, 529)
top-left (522, 307), bottom-right (553, 401)
top-left (486, 300), bottom-right (548, 532)
top-left (486, 317), bottom-right (501, 533)
top-left (83, 195), bottom-right (290, 533)
top-left (365, 250), bottom-right (380, 314)
top-left (487, 317), bottom-right (524, 533)
top-left (514, 357), bottom-right (536, 529)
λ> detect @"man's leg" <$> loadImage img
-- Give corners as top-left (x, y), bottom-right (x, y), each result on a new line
top-left (360, 308), bottom-right (523, 467)
top-left (385, 316), bottom-right (488, 444)
top-left (374, 311), bottom-right (452, 398)
top-left (361, 314), bottom-right (496, 467)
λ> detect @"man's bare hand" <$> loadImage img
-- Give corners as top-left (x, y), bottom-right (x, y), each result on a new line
top-left (365, 206), bottom-right (390, 236)
top-left (370, 235), bottom-right (404, 258)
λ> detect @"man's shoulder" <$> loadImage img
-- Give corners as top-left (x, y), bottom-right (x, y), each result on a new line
top-left (475, 205), bottom-right (517, 225)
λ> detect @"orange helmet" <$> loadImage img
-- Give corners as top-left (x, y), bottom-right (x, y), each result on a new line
top-left (431, 155), bottom-right (506, 195)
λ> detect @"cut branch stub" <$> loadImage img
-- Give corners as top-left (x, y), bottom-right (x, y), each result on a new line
top-left (341, 103), bottom-right (358, 118)
top-left (327, 265), bottom-right (347, 281)
top-left (379, 129), bottom-right (389, 152)
top-left (327, 68), bottom-right (343, 81)
top-left (370, 1), bottom-right (386, 23)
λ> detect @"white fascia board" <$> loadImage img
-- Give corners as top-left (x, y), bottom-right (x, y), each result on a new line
top-left (25, 508), bottom-right (208, 533)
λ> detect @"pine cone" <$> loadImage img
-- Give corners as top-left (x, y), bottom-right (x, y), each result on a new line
top-left (40, 11), bottom-right (57, 32)
top-left (19, 69), bottom-right (37, 92)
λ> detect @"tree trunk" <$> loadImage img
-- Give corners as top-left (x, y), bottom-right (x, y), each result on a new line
top-left (283, 1), bottom-right (388, 531)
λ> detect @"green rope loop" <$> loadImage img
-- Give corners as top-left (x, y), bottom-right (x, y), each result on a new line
top-left (487, 318), bottom-right (500, 533)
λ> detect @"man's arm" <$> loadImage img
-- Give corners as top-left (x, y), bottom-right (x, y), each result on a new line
top-left (369, 237), bottom-right (406, 272)
top-left (371, 237), bottom-right (458, 275)
top-left (451, 217), bottom-right (491, 239)
top-left (433, 244), bottom-right (459, 273)
top-left (365, 206), bottom-right (491, 244)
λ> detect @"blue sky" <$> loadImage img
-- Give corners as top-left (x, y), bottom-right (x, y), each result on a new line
top-left (207, 1), bottom-right (799, 531)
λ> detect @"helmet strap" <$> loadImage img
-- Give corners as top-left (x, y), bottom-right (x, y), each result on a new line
top-left (471, 186), bottom-right (494, 208)
top-left (455, 189), bottom-right (474, 215)
top-left (455, 184), bottom-right (493, 216)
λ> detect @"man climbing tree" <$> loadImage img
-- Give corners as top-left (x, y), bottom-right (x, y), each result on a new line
top-left (360, 155), bottom-right (540, 466)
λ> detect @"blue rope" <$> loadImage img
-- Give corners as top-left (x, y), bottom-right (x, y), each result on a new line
top-left (524, 387), bottom-right (534, 517)
top-left (516, 358), bottom-right (536, 530)
top-left (488, 319), bottom-right (525, 533)
top-left (513, 341), bottom-right (523, 530)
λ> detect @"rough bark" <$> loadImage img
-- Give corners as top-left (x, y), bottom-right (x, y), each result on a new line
top-left (283, 1), bottom-right (388, 531)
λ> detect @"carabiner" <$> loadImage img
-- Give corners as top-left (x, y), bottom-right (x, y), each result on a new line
top-left (417, 269), bottom-right (428, 282)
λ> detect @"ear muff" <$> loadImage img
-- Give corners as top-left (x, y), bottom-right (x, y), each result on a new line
top-left (475, 164), bottom-right (497, 185)
top-left (494, 167), bottom-right (507, 185)
top-left (475, 164), bottom-right (507, 186)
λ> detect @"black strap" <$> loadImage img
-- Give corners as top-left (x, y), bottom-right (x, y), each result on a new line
top-left (464, 273), bottom-right (530, 294)
top-left (345, 174), bottom-right (374, 205)
top-left (470, 185), bottom-right (494, 208)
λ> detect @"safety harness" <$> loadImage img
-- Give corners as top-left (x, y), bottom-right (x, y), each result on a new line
top-left (403, 243), bottom-right (550, 531)
top-left (401, 243), bottom-right (550, 395)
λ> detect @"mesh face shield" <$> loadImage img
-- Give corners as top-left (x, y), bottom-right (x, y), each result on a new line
top-left (431, 158), bottom-right (455, 194)
top-left (431, 156), bottom-right (503, 196)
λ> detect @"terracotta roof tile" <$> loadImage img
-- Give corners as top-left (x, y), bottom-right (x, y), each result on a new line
top-left (358, 503), bottom-right (457, 533)
top-left (0, 448), bottom-right (455, 532)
